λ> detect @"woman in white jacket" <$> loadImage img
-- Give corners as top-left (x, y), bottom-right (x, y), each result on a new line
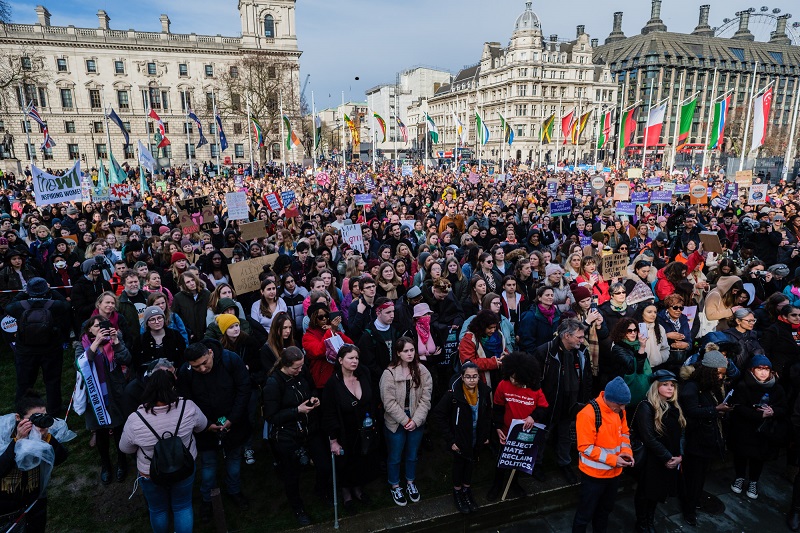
top-left (636, 303), bottom-right (671, 371)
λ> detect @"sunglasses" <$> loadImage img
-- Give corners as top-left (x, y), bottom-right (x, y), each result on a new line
top-left (613, 291), bottom-right (626, 296)
top-left (627, 328), bottom-right (638, 333)
top-left (670, 306), bottom-right (685, 311)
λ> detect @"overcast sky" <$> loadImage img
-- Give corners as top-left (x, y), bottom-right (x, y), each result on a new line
top-left (10, 0), bottom-right (798, 109)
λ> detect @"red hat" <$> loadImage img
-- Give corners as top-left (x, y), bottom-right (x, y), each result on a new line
top-left (158, 226), bottom-right (170, 235)
top-left (571, 285), bottom-right (593, 302)
top-left (171, 252), bottom-right (188, 265)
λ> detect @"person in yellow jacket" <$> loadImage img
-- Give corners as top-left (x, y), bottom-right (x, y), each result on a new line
top-left (572, 376), bottom-right (634, 533)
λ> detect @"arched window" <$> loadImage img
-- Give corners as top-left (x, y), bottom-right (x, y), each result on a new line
top-left (264, 15), bottom-right (274, 37)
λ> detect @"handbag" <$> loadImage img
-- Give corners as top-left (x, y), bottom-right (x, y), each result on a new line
top-left (72, 371), bottom-right (87, 416)
top-left (623, 356), bottom-right (652, 406)
top-left (324, 333), bottom-right (345, 364)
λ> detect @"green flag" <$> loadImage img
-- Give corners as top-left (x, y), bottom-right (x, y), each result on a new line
top-left (676, 99), bottom-right (698, 151)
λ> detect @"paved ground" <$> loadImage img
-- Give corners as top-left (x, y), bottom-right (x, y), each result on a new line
top-left (480, 460), bottom-right (793, 533)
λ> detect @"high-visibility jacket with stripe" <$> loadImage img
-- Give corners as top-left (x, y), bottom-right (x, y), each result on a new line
top-left (576, 392), bottom-right (632, 479)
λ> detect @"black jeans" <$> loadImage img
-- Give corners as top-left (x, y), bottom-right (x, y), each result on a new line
top-left (679, 453), bottom-right (707, 516)
top-left (95, 427), bottom-right (125, 470)
top-left (572, 473), bottom-right (620, 533)
top-left (15, 352), bottom-right (63, 415)
top-left (734, 455), bottom-right (764, 482)
top-left (452, 453), bottom-right (474, 487)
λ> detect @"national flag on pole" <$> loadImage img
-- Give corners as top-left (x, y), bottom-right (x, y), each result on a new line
top-left (425, 113), bottom-right (439, 143)
top-left (187, 110), bottom-right (208, 148)
top-left (707, 96), bottom-right (730, 150)
top-left (597, 111), bottom-right (612, 149)
top-left (148, 109), bottom-right (170, 149)
top-left (250, 114), bottom-right (265, 148)
top-left (396, 118), bottom-right (408, 144)
top-left (344, 114), bottom-right (360, 145)
top-left (314, 115), bottom-right (322, 150)
top-left (541, 114), bottom-right (555, 143)
top-left (619, 106), bottom-right (639, 151)
top-left (40, 126), bottom-right (56, 151)
top-left (561, 109), bottom-right (575, 145)
top-left (572, 110), bottom-right (592, 144)
top-left (452, 113), bottom-right (466, 145)
top-left (676, 99), bottom-right (698, 151)
top-left (25, 104), bottom-right (46, 129)
top-left (109, 152), bottom-right (127, 184)
top-left (498, 113), bottom-right (514, 145)
top-left (138, 140), bottom-right (156, 175)
top-left (373, 112), bottom-right (386, 143)
top-left (215, 114), bottom-right (228, 151)
top-left (475, 112), bottom-right (490, 145)
top-left (643, 104), bottom-right (667, 146)
top-left (107, 109), bottom-right (129, 146)
top-left (283, 115), bottom-right (301, 149)
top-left (750, 86), bottom-right (773, 153)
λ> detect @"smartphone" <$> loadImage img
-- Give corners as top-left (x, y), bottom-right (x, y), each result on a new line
top-left (98, 319), bottom-right (113, 330)
top-left (722, 389), bottom-right (734, 405)
top-left (590, 297), bottom-right (598, 311)
top-left (329, 311), bottom-right (343, 322)
top-left (638, 323), bottom-right (649, 340)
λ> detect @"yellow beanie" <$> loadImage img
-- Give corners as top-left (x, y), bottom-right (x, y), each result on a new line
top-left (215, 313), bottom-right (240, 333)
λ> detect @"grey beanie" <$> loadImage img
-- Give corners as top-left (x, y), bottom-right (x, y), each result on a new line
top-left (418, 251), bottom-right (431, 269)
top-left (604, 376), bottom-right (631, 405)
top-left (143, 306), bottom-right (165, 324)
top-left (702, 350), bottom-right (728, 369)
top-left (81, 258), bottom-right (101, 275)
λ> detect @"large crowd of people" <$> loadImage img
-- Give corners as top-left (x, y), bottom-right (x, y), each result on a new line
top-left (1, 158), bottom-right (800, 532)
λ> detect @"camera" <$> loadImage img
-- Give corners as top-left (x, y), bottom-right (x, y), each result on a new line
top-left (754, 271), bottom-right (769, 277)
top-left (294, 447), bottom-right (311, 466)
top-left (28, 412), bottom-right (54, 429)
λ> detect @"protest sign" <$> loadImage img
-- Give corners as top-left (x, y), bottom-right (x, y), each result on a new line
top-left (109, 183), bottom-right (132, 204)
top-left (228, 254), bottom-right (279, 294)
top-left (582, 184), bottom-right (593, 196)
top-left (220, 247), bottom-right (234, 259)
top-left (591, 175), bottom-right (605, 190)
top-left (699, 231), bottom-right (723, 254)
top-left (613, 182), bottom-right (630, 201)
top-left (690, 181), bottom-right (708, 204)
top-left (546, 179), bottom-right (558, 198)
top-left (239, 220), bottom-right (267, 242)
top-left (264, 192), bottom-right (282, 211)
top-left (280, 190), bottom-right (296, 206)
top-left (497, 419), bottom-right (546, 478)
top-left (32, 162), bottom-right (82, 206)
top-left (566, 184), bottom-right (574, 197)
top-left (340, 224), bottom-right (365, 253)
top-left (675, 183), bottom-right (690, 194)
top-left (176, 196), bottom-right (215, 233)
top-left (654, 170), bottom-right (665, 178)
top-left (225, 192), bottom-right (249, 220)
top-left (80, 176), bottom-right (92, 203)
top-left (631, 191), bottom-right (649, 204)
top-left (748, 183), bottom-right (767, 205)
top-left (615, 202), bottom-right (636, 216)
top-left (735, 170), bottom-right (753, 188)
top-left (354, 194), bottom-right (373, 206)
top-left (646, 178), bottom-right (662, 188)
top-left (627, 168), bottom-right (643, 179)
top-left (315, 172), bottom-right (330, 186)
top-left (402, 164), bottom-right (413, 177)
top-left (651, 191), bottom-right (673, 204)
top-left (602, 253), bottom-right (629, 280)
top-left (549, 200), bottom-right (572, 217)
top-left (662, 182), bottom-right (676, 193)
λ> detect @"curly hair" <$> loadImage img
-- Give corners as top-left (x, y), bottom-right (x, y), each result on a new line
top-left (468, 309), bottom-right (500, 337)
top-left (610, 317), bottom-right (638, 343)
top-left (501, 351), bottom-right (541, 389)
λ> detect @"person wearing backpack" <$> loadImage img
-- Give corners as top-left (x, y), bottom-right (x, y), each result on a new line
top-left (5, 277), bottom-right (71, 415)
top-left (120, 367), bottom-right (207, 533)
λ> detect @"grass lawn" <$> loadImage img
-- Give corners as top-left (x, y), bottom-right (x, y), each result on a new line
top-left (0, 345), bottom-right (504, 532)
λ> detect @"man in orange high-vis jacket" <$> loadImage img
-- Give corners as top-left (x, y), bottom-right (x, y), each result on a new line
top-left (572, 377), bottom-right (633, 533)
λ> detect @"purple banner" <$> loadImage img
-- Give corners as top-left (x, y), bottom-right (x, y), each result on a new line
top-left (550, 200), bottom-right (573, 216)
top-left (631, 191), bottom-right (650, 204)
top-left (615, 202), bottom-right (636, 216)
top-left (675, 184), bottom-right (691, 194)
top-left (651, 190), bottom-right (673, 204)
top-left (646, 178), bottom-right (662, 188)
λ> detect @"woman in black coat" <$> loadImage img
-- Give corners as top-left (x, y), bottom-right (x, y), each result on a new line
top-left (761, 304), bottom-right (800, 381)
top-left (608, 318), bottom-right (650, 384)
top-left (431, 363), bottom-right (493, 514)
top-left (631, 371), bottom-right (686, 532)
top-left (728, 355), bottom-right (787, 500)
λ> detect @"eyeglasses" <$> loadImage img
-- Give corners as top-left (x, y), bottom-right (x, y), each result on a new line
top-left (741, 318), bottom-right (757, 323)
top-left (613, 291), bottom-right (626, 296)
top-left (485, 260), bottom-right (494, 264)
top-left (670, 306), bottom-right (685, 311)
top-left (627, 328), bottom-right (638, 333)
top-left (318, 314), bottom-right (329, 321)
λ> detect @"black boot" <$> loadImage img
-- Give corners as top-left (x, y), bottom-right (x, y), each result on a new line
top-left (453, 489), bottom-right (470, 514)
top-left (645, 500), bottom-right (658, 533)
top-left (788, 507), bottom-right (800, 532)
top-left (462, 487), bottom-right (479, 512)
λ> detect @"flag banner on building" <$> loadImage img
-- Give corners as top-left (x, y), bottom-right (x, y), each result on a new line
top-left (148, 109), bottom-right (171, 149)
top-left (676, 99), bottom-right (698, 151)
top-left (572, 110), bottom-right (592, 144)
top-left (32, 161), bottom-right (82, 206)
top-left (452, 113), bottom-right (466, 145)
top-left (109, 152), bottom-right (127, 184)
top-left (283, 115), bottom-right (301, 149)
top-left (619, 106), bottom-right (639, 151)
top-left (250, 114), bottom-right (265, 148)
top-left (541, 114), bottom-right (555, 143)
top-left (107, 109), bottom-right (130, 146)
top-left (707, 95), bottom-right (730, 150)
top-left (138, 140), bottom-right (156, 175)
top-left (425, 113), bottom-right (439, 143)
top-left (188, 110), bottom-right (208, 148)
top-left (215, 114), bottom-right (228, 151)
top-left (475, 113), bottom-right (490, 145)
top-left (396, 118), bottom-right (408, 144)
top-left (344, 114), bottom-right (360, 145)
top-left (750, 87), bottom-right (773, 153)
top-left (373, 112), bottom-right (387, 143)
top-left (644, 104), bottom-right (666, 146)
top-left (597, 111), bottom-right (612, 149)
top-left (498, 113), bottom-right (514, 145)
top-left (314, 115), bottom-right (322, 149)
top-left (560, 110), bottom-right (575, 145)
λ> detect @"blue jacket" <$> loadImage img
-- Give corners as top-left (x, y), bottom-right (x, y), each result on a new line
top-left (657, 309), bottom-right (693, 348)
top-left (518, 305), bottom-right (561, 354)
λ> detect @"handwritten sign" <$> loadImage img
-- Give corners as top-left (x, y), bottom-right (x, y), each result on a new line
top-left (627, 168), bottom-right (643, 179)
top-left (225, 192), bottom-right (249, 220)
top-left (176, 195), bottom-right (214, 233)
top-left (109, 183), bottom-right (132, 204)
top-left (239, 220), bottom-right (267, 242)
top-left (614, 181), bottom-right (631, 201)
top-left (748, 183), bottom-right (767, 205)
top-left (549, 200), bottom-right (572, 217)
top-left (735, 170), bottom-right (753, 188)
top-left (228, 254), bottom-right (279, 294)
top-left (354, 194), bottom-right (373, 206)
top-left (280, 190), bottom-right (296, 206)
top-left (699, 231), bottom-right (723, 254)
top-left (602, 252), bottom-right (629, 281)
top-left (340, 223), bottom-right (365, 253)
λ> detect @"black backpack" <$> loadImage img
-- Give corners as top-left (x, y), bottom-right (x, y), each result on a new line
top-left (17, 300), bottom-right (54, 346)
top-left (135, 399), bottom-right (195, 486)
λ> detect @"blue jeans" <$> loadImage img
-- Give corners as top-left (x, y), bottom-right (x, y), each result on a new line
top-left (199, 446), bottom-right (243, 502)
top-left (140, 469), bottom-right (195, 533)
top-left (384, 423), bottom-right (424, 486)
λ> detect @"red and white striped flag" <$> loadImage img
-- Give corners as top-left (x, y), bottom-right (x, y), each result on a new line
top-left (750, 87), bottom-right (773, 153)
top-left (148, 109), bottom-right (171, 149)
top-left (643, 104), bottom-right (666, 146)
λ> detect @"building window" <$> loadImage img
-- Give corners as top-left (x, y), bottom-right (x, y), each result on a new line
top-left (86, 59), bottom-right (97, 73)
top-left (123, 122), bottom-right (131, 133)
top-left (21, 120), bottom-right (31, 133)
top-left (268, 66), bottom-right (277, 79)
top-left (93, 121), bottom-right (104, 134)
top-left (149, 88), bottom-right (161, 110)
top-left (65, 121), bottom-right (75, 133)
top-left (517, 84), bottom-right (527, 97)
top-left (233, 123), bottom-right (242, 135)
top-left (68, 144), bottom-right (80, 160)
top-left (163, 145), bottom-right (172, 158)
top-left (161, 90), bottom-right (169, 111)
top-left (206, 92), bottom-right (214, 112)
top-left (183, 123), bottom-right (194, 134)
top-left (205, 64), bottom-right (214, 77)
top-left (231, 93), bottom-right (241, 111)
top-left (43, 146), bottom-right (53, 160)
top-left (117, 90), bottom-right (129, 110)
top-left (209, 122), bottom-right (217, 135)
top-left (147, 123), bottom-right (154, 134)
top-left (96, 144), bottom-right (108, 159)
top-left (229, 66), bottom-right (239, 78)
top-left (24, 144), bottom-right (37, 161)
top-left (21, 57), bottom-right (31, 70)
top-left (210, 143), bottom-right (219, 157)
top-left (180, 92), bottom-right (192, 111)
top-left (89, 89), bottom-right (101, 110)
top-left (162, 122), bottom-right (169, 134)
top-left (123, 144), bottom-right (134, 159)
top-left (179, 63), bottom-right (188, 77)
top-left (114, 60), bottom-right (124, 74)
top-left (56, 58), bottom-right (67, 72)
top-left (185, 144), bottom-right (196, 158)
top-left (235, 144), bottom-right (244, 158)
top-left (61, 89), bottom-right (72, 109)
top-left (147, 62), bottom-right (157, 75)
top-left (265, 15), bottom-right (274, 37)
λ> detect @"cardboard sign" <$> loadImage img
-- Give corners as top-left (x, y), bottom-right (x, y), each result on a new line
top-left (340, 223), bottom-right (365, 253)
top-left (631, 191), bottom-right (650, 204)
top-left (176, 196), bottom-right (214, 232)
top-left (690, 181), bottom-right (708, 204)
top-left (354, 194), bottom-right (373, 206)
top-left (497, 419), bottom-right (546, 476)
top-left (699, 231), bottom-right (723, 254)
top-left (613, 182), bottom-right (630, 201)
top-left (109, 183), bottom-right (133, 204)
top-left (602, 252), bottom-right (629, 280)
top-left (748, 183), bottom-right (768, 205)
top-left (735, 170), bottom-right (753, 188)
top-left (220, 247), bottom-right (234, 258)
top-left (549, 200), bottom-right (572, 217)
top-left (591, 176), bottom-right (605, 190)
top-left (239, 220), bottom-right (267, 242)
top-left (651, 191), bottom-right (673, 204)
top-left (228, 254), bottom-right (279, 294)
top-left (615, 202), bottom-right (636, 216)
top-left (627, 168), bottom-right (643, 179)
top-left (225, 192), bottom-right (249, 221)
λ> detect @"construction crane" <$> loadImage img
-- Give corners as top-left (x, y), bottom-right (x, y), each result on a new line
top-left (300, 74), bottom-right (311, 101)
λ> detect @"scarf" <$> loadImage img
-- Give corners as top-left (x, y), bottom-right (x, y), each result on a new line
top-left (538, 303), bottom-right (556, 325)
top-left (378, 280), bottom-right (398, 300)
top-left (90, 309), bottom-right (120, 331)
top-left (622, 339), bottom-right (640, 352)
top-left (481, 331), bottom-right (503, 359)
top-left (779, 316), bottom-right (800, 331)
top-left (610, 300), bottom-right (628, 313)
top-left (583, 313), bottom-right (601, 376)
top-left (415, 315), bottom-right (432, 344)
top-left (792, 286), bottom-right (800, 299)
top-left (462, 383), bottom-right (478, 406)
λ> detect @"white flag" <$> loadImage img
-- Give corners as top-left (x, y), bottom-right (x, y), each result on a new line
top-left (138, 140), bottom-right (156, 174)
top-left (750, 87), bottom-right (773, 153)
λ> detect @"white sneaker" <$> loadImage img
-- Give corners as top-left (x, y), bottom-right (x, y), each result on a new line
top-left (244, 449), bottom-right (255, 465)
top-left (746, 481), bottom-right (758, 500)
top-left (406, 481), bottom-right (421, 503)
top-left (731, 477), bottom-right (745, 494)
top-left (390, 486), bottom-right (407, 506)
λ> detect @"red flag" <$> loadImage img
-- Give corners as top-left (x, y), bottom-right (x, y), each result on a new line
top-left (148, 109), bottom-right (171, 149)
top-left (561, 110), bottom-right (575, 145)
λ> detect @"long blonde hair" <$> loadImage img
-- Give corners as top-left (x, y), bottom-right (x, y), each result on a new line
top-left (645, 380), bottom-right (686, 436)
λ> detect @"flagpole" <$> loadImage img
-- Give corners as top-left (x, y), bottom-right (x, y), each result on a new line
top-left (699, 69), bottom-right (719, 178)
top-left (594, 106), bottom-right (602, 168)
top-left (311, 90), bottom-right (317, 173)
top-left (739, 61), bottom-right (760, 171)
top-left (393, 89), bottom-right (398, 172)
top-left (341, 91), bottom-right (346, 168)
top-left (279, 90), bottom-right (286, 176)
top-left (370, 106), bottom-right (376, 172)
top-left (19, 86), bottom-right (35, 169)
top-left (211, 88), bottom-right (221, 175)
top-left (641, 78), bottom-right (655, 172)
top-left (502, 91), bottom-right (508, 173)
top-left (669, 70), bottom-right (686, 174)
top-left (478, 106), bottom-right (483, 171)
top-left (424, 106), bottom-right (429, 172)
top-left (183, 91), bottom-right (193, 179)
top-left (246, 93), bottom-right (254, 179)
top-left (782, 78), bottom-right (800, 182)
top-left (616, 75), bottom-right (629, 169)
top-left (453, 94), bottom-right (458, 172)
top-left (556, 95), bottom-right (562, 164)
top-left (101, 90), bottom-right (113, 175)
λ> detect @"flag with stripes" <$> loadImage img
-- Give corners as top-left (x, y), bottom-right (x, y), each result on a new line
top-left (597, 112), bottom-right (612, 149)
top-left (540, 114), bottom-right (555, 143)
top-left (498, 113), bottom-right (514, 145)
top-left (25, 103), bottom-right (47, 129)
top-left (475, 112), bottom-right (490, 145)
top-left (571, 110), bottom-right (592, 144)
top-left (148, 109), bottom-right (170, 149)
top-left (187, 110), bottom-right (208, 148)
top-left (250, 114), bottom-right (265, 148)
top-left (373, 112), bottom-right (386, 143)
top-left (40, 126), bottom-right (56, 151)
top-left (215, 114), bottom-right (228, 151)
top-left (396, 118), bottom-right (408, 144)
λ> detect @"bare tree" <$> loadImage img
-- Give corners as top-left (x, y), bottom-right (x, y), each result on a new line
top-left (0, 1), bottom-right (11, 24)
top-left (0, 44), bottom-right (51, 114)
